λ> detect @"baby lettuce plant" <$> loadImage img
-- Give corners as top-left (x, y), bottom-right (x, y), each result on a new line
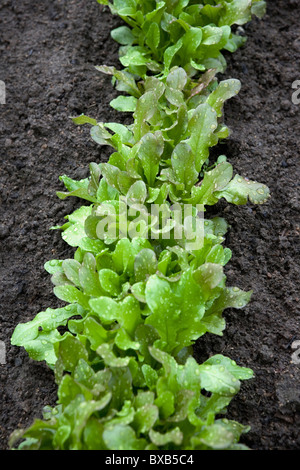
top-left (97, 0), bottom-right (266, 79)
top-left (10, 0), bottom-right (268, 451)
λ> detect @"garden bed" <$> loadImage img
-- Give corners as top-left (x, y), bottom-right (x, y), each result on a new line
top-left (0, 0), bottom-right (299, 450)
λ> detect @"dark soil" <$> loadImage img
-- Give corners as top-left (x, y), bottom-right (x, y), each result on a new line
top-left (0, 0), bottom-right (299, 451)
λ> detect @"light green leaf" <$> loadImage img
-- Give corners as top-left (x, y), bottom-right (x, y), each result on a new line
top-left (215, 174), bottom-right (270, 205)
top-left (166, 67), bottom-right (187, 91)
top-left (171, 142), bottom-right (198, 191)
top-left (133, 404), bottom-right (159, 434)
top-left (54, 285), bottom-right (90, 309)
top-left (203, 355), bottom-right (254, 381)
top-left (138, 132), bottom-right (164, 186)
top-left (149, 427), bottom-right (183, 447)
top-left (206, 79), bottom-right (241, 117)
top-left (99, 269), bottom-right (121, 296)
top-left (185, 103), bottom-right (219, 172)
top-left (111, 25), bottom-right (136, 45)
top-left (198, 364), bottom-right (241, 396)
top-left (134, 249), bottom-right (158, 282)
top-left (110, 95), bottom-right (138, 112)
top-left (103, 424), bottom-right (146, 450)
top-left (71, 114), bottom-right (98, 126)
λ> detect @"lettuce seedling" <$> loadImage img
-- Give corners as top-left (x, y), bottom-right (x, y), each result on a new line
top-left (97, 0), bottom-right (266, 78)
top-left (12, 226), bottom-right (252, 366)
top-left (10, 333), bottom-right (254, 450)
top-left (71, 68), bottom-right (269, 209)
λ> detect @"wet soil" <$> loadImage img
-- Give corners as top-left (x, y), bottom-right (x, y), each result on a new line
top-left (0, 0), bottom-right (299, 451)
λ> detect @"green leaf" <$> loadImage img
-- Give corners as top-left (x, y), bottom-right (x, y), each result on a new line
top-left (54, 285), bottom-right (90, 310)
top-left (81, 317), bottom-right (109, 351)
top-left (110, 95), bottom-right (138, 112)
top-left (133, 404), bottom-right (158, 434)
top-left (62, 259), bottom-right (81, 287)
top-left (171, 142), bottom-right (198, 191)
top-left (111, 25), bottom-right (136, 45)
top-left (57, 176), bottom-right (97, 203)
top-left (103, 425), bottom-right (146, 450)
top-left (119, 47), bottom-right (150, 67)
top-left (105, 122), bottom-right (133, 144)
top-left (205, 286), bottom-right (253, 316)
top-left (131, 281), bottom-right (146, 303)
top-left (181, 26), bottom-right (203, 59)
top-left (206, 79), bottom-right (241, 117)
top-left (142, 364), bottom-right (158, 390)
top-left (251, 1), bottom-right (267, 19)
top-left (126, 180), bottom-right (147, 204)
top-left (138, 132), bottom-right (164, 186)
top-left (171, 269), bottom-right (206, 349)
top-left (215, 174), bottom-right (270, 205)
top-left (90, 295), bottom-right (142, 336)
top-left (71, 114), bottom-right (98, 126)
top-left (191, 162), bottom-right (234, 205)
top-left (149, 427), bottom-right (183, 447)
top-left (134, 249), bottom-right (158, 282)
top-left (145, 275), bottom-right (180, 352)
top-left (163, 38), bottom-right (183, 74)
top-left (154, 391), bottom-right (175, 419)
top-left (135, 324), bottom-right (160, 364)
top-left (97, 343), bottom-right (131, 368)
top-left (195, 423), bottom-right (236, 450)
top-left (203, 355), bottom-right (254, 381)
top-left (133, 91), bottom-right (160, 140)
top-left (99, 269), bottom-right (121, 296)
top-left (79, 252), bottom-right (103, 297)
top-left (115, 329), bottom-right (140, 351)
top-left (90, 124), bottom-right (116, 148)
top-left (77, 237), bottom-right (105, 254)
top-left (193, 263), bottom-right (224, 297)
top-left (166, 67), bottom-right (187, 91)
top-left (96, 65), bottom-right (141, 98)
top-left (56, 335), bottom-right (89, 375)
top-left (219, 0), bottom-right (252, 27)
top-left (145, 22), bottom-right (160, 51)
top-left (198, 364), bottom-right (241, 396)
top-left (201, 25), bottom-right (224, 46)
top-left (185, 103), bottom-right (219, 172)
top-left (44, 259), bottom-right (63, 275)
